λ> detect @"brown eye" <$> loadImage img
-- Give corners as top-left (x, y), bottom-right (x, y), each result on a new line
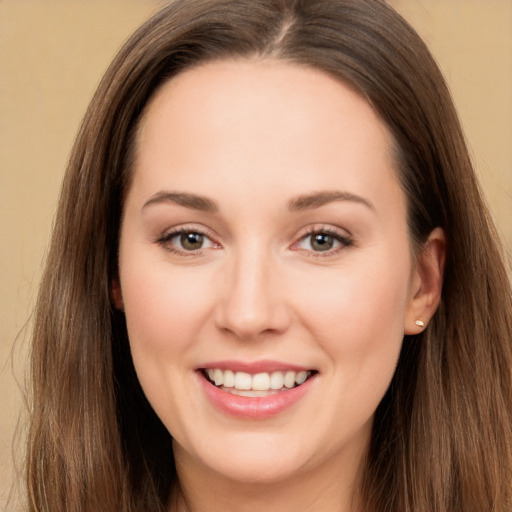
top-left (180, 232), bottom-right (204, 250)
top-left (295, 229), bottom-right (353, 255)
top-left (158, 229), bottom-right (216, 254)
top-left (310, 233), bottom-right (335, 252)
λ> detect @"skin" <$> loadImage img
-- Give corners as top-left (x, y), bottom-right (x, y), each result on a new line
top-left (115, 59), bottom-right (445, 512)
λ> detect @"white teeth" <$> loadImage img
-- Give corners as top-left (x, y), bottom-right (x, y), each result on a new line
top-left (296, 370), bottom-right (308, 385)
top-left (252, 372), bottom-right (270, 391)
top-left (226, 388), bottom-right (280, 397)
top-left (284, 371), bottom-right (296, 389)
top-left (223, 369), bottom-right (235, 388)
top-left (234, 371), bottom-right (252, 390)
top-left (269, 371), bottom-right (284, 389)
top-left (205, 369), bottom-right (312, 391)
top-left (213, 369), bottom-right (223, 386)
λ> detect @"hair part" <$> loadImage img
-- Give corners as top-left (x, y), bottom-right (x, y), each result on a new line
top-left (28, 1), bottom-right (512, 511)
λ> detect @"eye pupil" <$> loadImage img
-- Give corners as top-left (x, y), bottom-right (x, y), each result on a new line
top-left (311, 233), bottom-right (333, 251)
top-left (181, 232), bottom-right (203, 250)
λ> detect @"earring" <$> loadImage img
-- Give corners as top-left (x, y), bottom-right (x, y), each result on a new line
top-left (415, 320), bottom-right (425, 327)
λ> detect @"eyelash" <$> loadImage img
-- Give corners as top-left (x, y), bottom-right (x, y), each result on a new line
top-left (293, 227), bottom-right (354, 257)
top-left (156, 227), bottom-right (218, 256)
top-left (156, 226), bottom-right (353, 257)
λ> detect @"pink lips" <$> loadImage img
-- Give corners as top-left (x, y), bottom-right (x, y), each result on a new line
top-left (197, 360), bottom-right (316, 420)
top-left (199, 359), bottom-right (311, 373)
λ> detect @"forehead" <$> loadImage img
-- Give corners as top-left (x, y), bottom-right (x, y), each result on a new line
top-left (136, 58), bottom-right (393, 155)
top-left (130, 58), bottom-right (403, 215)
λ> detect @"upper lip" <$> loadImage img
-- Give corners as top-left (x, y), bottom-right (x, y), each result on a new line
top-left (197, 359), bottom-right (314, 374)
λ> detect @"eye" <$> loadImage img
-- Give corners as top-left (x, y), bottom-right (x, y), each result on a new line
top-left (295, 229), bottom-right (353, 254)
top-left (157, 229), bottom-right (217, 254)
top-left (177, 232), bottom-right (206, 251)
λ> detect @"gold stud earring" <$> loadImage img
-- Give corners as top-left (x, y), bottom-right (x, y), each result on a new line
top-left (415, 320), bottom-right (425, 327)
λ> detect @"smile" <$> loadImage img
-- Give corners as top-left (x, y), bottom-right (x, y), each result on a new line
top-left (203, 369), bottom-right (313, 396)
top-left (198, 364), bottom-right (317, 419)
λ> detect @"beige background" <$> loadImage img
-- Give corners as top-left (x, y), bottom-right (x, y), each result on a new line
top-left (1, 1), bottom-right (511, 509)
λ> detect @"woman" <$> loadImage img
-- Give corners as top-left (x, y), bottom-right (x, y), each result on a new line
top-left (27, 0), bottom-right (512, 511)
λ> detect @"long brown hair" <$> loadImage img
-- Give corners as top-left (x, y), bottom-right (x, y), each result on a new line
top-left (27, 1), bottom-right (512, 511)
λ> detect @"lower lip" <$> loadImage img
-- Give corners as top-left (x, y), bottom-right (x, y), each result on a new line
top-left (198, 372), bottom-right (315, 420)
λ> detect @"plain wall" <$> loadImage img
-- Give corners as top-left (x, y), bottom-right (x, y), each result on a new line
top-left (1, 1), bottom-right (511, 509)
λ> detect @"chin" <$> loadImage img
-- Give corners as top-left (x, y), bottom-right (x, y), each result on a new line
top-left (209, 453), bottom-right (309, 485)
top-left (174, 430), bottom-right (316, 485)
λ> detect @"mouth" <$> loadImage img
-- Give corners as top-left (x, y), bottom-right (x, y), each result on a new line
top-left (201, 368), bottom-right (317, 397)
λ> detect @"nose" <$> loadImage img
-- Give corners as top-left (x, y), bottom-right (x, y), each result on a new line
top-left (214, 247), bottom-right (291, 340)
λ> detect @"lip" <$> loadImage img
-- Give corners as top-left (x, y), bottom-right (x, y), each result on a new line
top-left (197, 359), bottom-right (311, 374)
top-left (196, 362), bottom-right (317, 420)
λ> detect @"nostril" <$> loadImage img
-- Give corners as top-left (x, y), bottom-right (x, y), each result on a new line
top-left (214, 305), bottom-right (292, 340)
top-left (213, 267), bottom-right (291, 339)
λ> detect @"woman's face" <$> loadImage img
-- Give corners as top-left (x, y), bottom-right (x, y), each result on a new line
top-left (117, 60), bottom-right (424, 486)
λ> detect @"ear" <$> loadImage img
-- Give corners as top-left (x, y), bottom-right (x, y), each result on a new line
top-left (111, 277), bottom-right (124, 311)
top-left (404, 227), bottom-right (446, 334)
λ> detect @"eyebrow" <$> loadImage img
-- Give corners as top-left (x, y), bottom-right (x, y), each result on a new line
top-left (142, 191), bottom-right (219, 213)
top-left (287, 190), bottom-right (374, 212)
top-left (142, 189), bottom-right (373, 214)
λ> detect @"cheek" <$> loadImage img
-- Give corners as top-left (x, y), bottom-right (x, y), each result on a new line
top-left (120, 259), bottom-right (214, 358)
top-left (308, 255), bottom-right (409, 311)
top-left (119, 259), bottom-right (217, 430)
top-left (296, 253), bottom-right (411, 367)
